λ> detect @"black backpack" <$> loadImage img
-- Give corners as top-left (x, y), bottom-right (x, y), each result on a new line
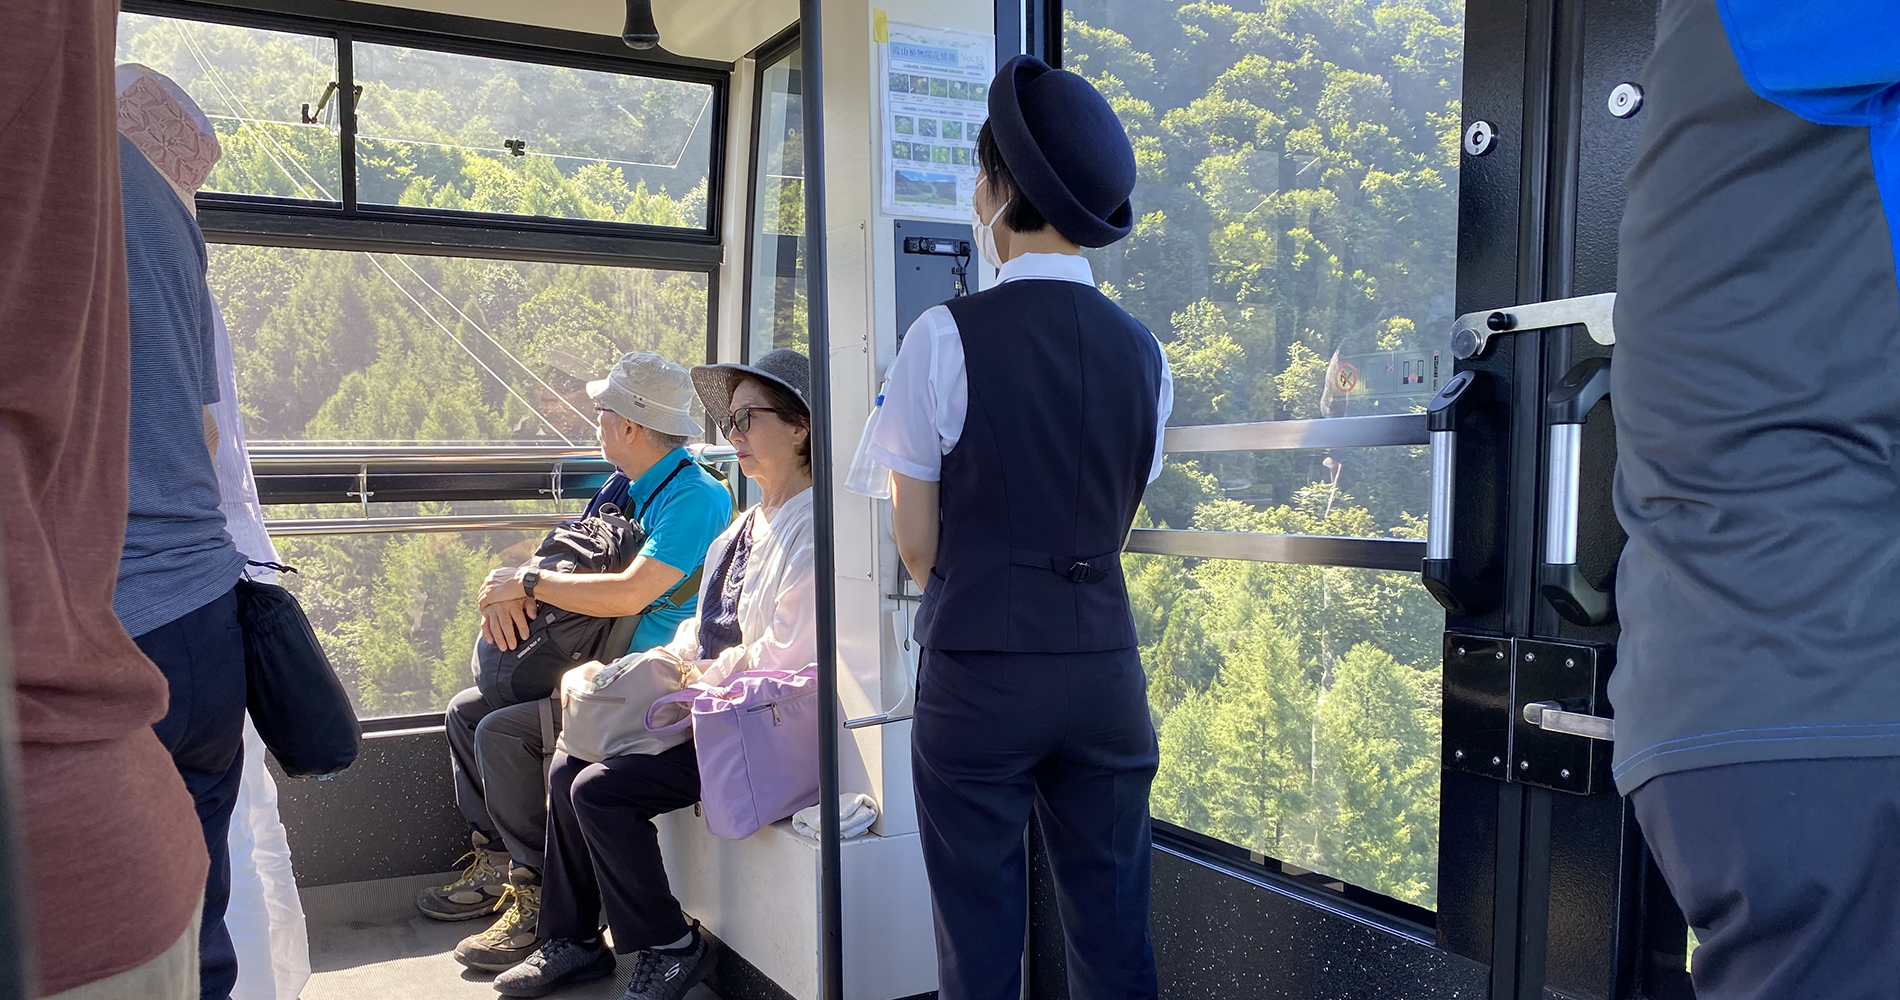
top-left (475, 461), bottom-right (699, 705)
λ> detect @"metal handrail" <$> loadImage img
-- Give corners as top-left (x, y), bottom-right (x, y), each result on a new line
top-left (1141, 413), bottom-right (1431, 570)
top-left (1124, 528), bottom-right (1425, 573)
top-left (261, 513), bottom-right (569, 537)
top-left (249, 445), bottom-right (609, 468)
top-left (1162, 412), bottom-right (1428, 454)
top-left (248, 443), bottom-right (739, 467)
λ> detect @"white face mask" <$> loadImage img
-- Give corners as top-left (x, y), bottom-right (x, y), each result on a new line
top-left (971, 175), bottom-right (1009, 270)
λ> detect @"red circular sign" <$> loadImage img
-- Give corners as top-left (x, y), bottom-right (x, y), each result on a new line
top-left (1332, 362), bottom-right (1359, 393)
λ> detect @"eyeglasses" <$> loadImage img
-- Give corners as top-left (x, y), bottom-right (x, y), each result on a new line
top-left (717, 406), bottom-right (782, 437)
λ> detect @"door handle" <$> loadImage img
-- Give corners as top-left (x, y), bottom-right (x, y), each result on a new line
top-left (1422, 370), bottom-right (1489, 614)
top-left (1539, 357), bottom-right (1615, 625)
top-left (1522, 700), bottom-right (1615, 742)
top-left (1450, 292), bottom-right (1616, 360)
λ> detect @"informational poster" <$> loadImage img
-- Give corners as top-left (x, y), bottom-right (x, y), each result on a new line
top-left (877, 15), bottom-right (994, 220)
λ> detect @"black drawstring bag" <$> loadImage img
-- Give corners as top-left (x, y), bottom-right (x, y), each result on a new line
top-left (236, 566), bottom-right (361, 778)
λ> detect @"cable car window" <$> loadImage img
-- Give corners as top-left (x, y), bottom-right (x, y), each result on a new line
top-left (746, 43), bottom-right (808, 357)
top-left (352, 44), bottom-right (716, 229)
top-left (1074, 0), bottom-right (1464, 910)
top-left (206, 245), bottom-right (710, 446)
top-left (115, 13), bottom-right (342, 204)
top-left (262, 512), bottom-right (563, 719)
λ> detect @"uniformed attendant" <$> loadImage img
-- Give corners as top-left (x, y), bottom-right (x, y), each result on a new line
top-left (854, 55), bottom-right (1173, 1000)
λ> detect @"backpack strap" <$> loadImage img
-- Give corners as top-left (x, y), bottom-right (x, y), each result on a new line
top-left (634, 459), bottom-right (694, 522)
top-left (538, 692), bottom-right (559, 783)
top-left (635, 458), bottom-right (735, 613)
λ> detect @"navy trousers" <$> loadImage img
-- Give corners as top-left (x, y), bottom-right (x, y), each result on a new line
top-left (539, 744), bottom-right (700, 952)
top-left (912, 646), bottom-right (1159, 1000)
top-left (1631, 756), bottom-right (1900, 1000)
top-left (135, 586), bottom-right (247, 1000)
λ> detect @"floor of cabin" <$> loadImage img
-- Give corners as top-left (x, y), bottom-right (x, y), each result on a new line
top-left (301, 874), bottom-right (723, 1000)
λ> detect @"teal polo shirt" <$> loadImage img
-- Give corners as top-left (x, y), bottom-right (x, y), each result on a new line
top-left (599, 448), bottom-right (733, 654)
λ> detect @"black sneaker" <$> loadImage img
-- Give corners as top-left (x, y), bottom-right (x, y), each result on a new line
top-left (618, 928), bottom-right (717, 1000)
top-left (492, 937), bottom-right (616, 998)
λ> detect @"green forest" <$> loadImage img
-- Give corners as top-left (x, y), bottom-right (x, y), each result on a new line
top-left (119, 0), bottom-right (1462, 909)
top-left (1072, 0), bottom-right (1462, 908)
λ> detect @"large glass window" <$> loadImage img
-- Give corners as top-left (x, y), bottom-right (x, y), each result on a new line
top-left (353, 44), bottom-right (715, 228)
top-left (1076, 0), bottom-right (1465, 909)
top-left (115, 13), bottom-right (342, 202)
top-left (745, 44), bottom-right (808, 358)
top-left (263, 504), bottom-right (566, 719)
top-left (207, 246), bottom-right (709, 446)
top-left (115, 9), bottom-right (719, 724)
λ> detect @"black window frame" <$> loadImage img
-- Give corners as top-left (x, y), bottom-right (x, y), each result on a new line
top-left (122, 0), bottom-right (734, 730)
top-left (125, 0), bottom-right (732, 257)
top-left (738, 23), bottom-right (804, 365)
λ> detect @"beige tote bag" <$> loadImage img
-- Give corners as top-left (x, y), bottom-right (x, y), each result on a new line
top-left (555, 647), bottom-right (694, 763)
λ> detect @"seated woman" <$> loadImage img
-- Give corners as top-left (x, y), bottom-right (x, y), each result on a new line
top-left (494, 348), bottom-right (816, 1000)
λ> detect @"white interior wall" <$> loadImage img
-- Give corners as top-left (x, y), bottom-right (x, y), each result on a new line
top-left (819, 0), bottom-right (998, 841)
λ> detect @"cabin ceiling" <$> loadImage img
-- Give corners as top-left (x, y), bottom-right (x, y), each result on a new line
top-left (355, 0), bottom-right (798, 62)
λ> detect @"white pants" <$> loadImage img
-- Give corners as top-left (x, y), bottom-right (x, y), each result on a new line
top-left (226, 719), bottom-right (311, 1000)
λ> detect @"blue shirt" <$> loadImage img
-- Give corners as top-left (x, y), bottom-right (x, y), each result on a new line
top-left (114, 136), bottom-right (245, 637)
top-left (589, 449), bottom-right (733, 654)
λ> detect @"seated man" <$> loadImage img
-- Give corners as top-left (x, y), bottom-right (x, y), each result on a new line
top-left (415, 351), bottom-right (732, 976)
top-left (496, 350), bottom-right (818, 1000)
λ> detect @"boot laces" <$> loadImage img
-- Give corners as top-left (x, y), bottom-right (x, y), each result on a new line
top-left (482, 882), bottom-right (540, 941)
top-left (441, 849), bottom-right (501, 891)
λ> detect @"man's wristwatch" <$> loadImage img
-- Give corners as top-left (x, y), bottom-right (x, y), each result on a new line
top-left (520, 567), bottom-right (541, 600)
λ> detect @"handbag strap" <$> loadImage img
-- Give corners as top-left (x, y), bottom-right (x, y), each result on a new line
top-left (644, 687), bottom-right (699, 736)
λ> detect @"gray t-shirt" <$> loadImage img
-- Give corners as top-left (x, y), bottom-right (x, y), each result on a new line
top-left (1608, 0), bottom-right (1900, 792)
top-left (114, 136), bottom-right (244, 637)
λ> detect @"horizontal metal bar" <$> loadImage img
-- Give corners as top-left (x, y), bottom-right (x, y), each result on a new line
top-left (250, 446), bottom-right (610, 468)
top-left (1162, 413), bottom-right (1428, 454)
top-left (1450, 292), bottom-right (1617, 359)
top-left (199, 207), bottom-right (723, 271)
top-left (1523, 701), bottom-right (1616, 742)
top-left (1124, 529), bottom-right (1425, 572)
top-left (843, 711), bottom-right (914, 730)
top-left (262, 513), bottom-right (568, 536)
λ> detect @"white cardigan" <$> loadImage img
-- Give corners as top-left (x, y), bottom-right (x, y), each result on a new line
top-left (665, 487), bottom-right (816, 686)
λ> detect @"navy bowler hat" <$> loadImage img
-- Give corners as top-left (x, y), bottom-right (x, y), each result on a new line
top-left (987, 55), bottom-right (1137, 248)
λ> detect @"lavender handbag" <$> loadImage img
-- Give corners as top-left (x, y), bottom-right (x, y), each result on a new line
top-left (646, 665), bottom-right (822, 839)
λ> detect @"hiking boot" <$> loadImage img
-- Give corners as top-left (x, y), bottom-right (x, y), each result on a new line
top-left (453, 867), bottom-right (544, 972)
top-left (415, 831), bottom-right (509, 921)
top-left (618, 927), bottom-right (716, 1000)
top-left (493, 937), bottom-right (617, 998)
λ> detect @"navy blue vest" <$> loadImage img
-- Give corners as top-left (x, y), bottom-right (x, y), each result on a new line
top-left (913, 278), bottom-right (1164, 652)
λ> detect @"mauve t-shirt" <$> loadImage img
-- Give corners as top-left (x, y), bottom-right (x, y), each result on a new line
top-left (0, 3), bottom-right (208, 993)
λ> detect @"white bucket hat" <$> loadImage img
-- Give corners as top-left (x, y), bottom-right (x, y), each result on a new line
top-left (586, 351), bottom-right (704, 439)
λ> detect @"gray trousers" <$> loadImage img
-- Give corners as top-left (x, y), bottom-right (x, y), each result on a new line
top-left (446, 686), bottom-right (558, 871)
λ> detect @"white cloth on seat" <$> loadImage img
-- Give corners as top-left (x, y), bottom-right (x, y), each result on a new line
top-left (209, 297), bottom-right (312, 1000)
top-left (792, 794), bottom-right (880, 841)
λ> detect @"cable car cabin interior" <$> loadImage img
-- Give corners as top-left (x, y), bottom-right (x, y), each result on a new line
top-left (30, 0), bottom-right (1892, 996)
